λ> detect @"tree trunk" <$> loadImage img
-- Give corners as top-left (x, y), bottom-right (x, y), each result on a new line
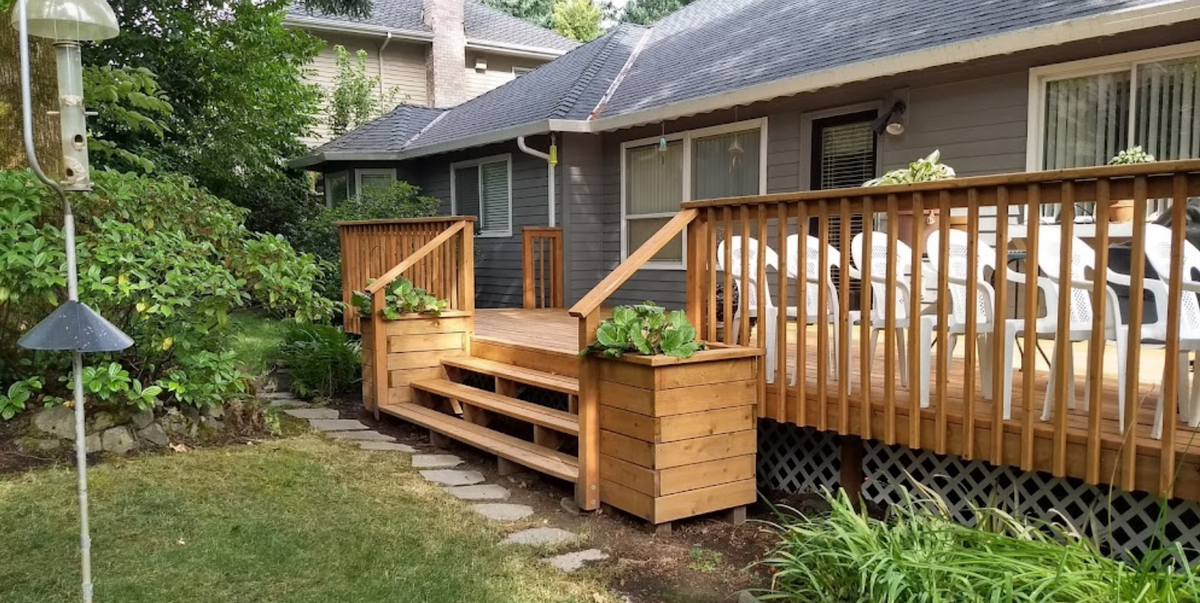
top-left (1, 7), bottom-right (62, 177)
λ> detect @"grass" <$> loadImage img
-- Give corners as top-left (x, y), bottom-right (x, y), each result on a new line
top-left (688, 546), bottom-right (723, 572)
top-left (0, 436), bottom-right (608, 603)
top-left (227, 311), bottom-right (290, 376)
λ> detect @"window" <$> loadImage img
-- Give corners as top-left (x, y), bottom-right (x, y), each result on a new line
top-left (621, 119), bottom-right (766, 266)
top-left (512, 66), bottom-right (534, 78)
top-left (325, 170), bottom-right (349, 206)
top-left (451, 155), bottom-right (512, 237)
top-left (355, 168), bottom-right (396, 195)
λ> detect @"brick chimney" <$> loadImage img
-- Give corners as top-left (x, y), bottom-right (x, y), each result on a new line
top-left (424, 0), bottom-right (468, 108)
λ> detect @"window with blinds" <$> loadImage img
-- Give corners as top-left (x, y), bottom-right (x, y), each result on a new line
top-left (811, 112), bottom-right (877, 254)
top-left (452, 156), bottom-right (511, 237)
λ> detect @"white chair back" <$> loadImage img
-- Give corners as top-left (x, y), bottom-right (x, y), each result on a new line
top-left (926, 229), bottom-right (998, 328)
top-left (851, 231), bottom-right (911, 323)
top-left (1032, 227), bottom-right (1096, 330)
top-left (1144, 224), bottom-right (1200, 339)
top-left (785, 234), bottom-right (839, 317)
top-left (717, 236), bottom-right (776, 313)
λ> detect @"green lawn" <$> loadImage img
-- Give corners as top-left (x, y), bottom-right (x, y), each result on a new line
top-left (227, 311), bottom-right (290, 375)
top-left (0, 436), bottom-right (605, 603)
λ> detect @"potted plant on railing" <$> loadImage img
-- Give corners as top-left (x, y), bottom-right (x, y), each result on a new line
top-left (579, 303), bottom-right (760, 527)
top-left (864, 149), bottom-right (957, 244)
top-left (1107, 146), bottom-right (1156, 223)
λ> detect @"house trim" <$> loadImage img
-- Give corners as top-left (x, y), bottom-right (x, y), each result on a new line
top-left (354, 167), bottom-right (397, 195)
top-left (619, 117), bottom-right (769, 270)
top-left (283, 15), bottom-right (434, 43)
top-left (449, 153), bottom-right (514, 238)
top-left (1024, 39), bottom-right (1200, 172)
top-left (466, 39), bottom-right (568, 61)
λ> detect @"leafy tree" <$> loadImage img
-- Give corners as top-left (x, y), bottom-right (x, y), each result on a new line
top-left (552, 0), bottom-right (602, 42)
top-left (83, 66), bottom-right (173, 174)
top-left (620, 0), bottom-right (697, 24)
top-left (480, 0), bottom-right (556, 28)
top-left (328, 45), bottom-right (402, 138)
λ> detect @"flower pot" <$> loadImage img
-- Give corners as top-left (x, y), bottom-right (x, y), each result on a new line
top-left (1108, 200), bottom-right (1136, 223)
top-left (594, 346), bottom-right (762, 525)
top-left (896, 209), bottom-right (939, 246)
top-left (361, 311), bottom-right (472, 411)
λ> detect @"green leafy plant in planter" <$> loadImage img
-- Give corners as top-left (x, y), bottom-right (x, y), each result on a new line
top-left (351, 277), bottom-right (448, 320)
top-left (1104, 147), bottom-right (1157, 223)
top-left (580, 303), bottom-right (704, 359)
top-left (1109, 146), bottom-right (1156, 165)
top-left (864, 149), bottom-right (956, 186)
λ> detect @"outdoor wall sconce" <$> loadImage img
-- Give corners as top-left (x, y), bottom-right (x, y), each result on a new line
top-left (873, 100), bottom-right (908, 136)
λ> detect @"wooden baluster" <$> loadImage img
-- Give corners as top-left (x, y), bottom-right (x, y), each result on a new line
top-left (1086, 180), bottom-right (1110, 485)
top-left (817, 200), bottom-right (830, 431)
top-left (908, 193), bottom-right (925, 448)
top-left (462, 223), bottom-right (475, 315)
top-left (858, 198), bottom-right (872, 440)
top-left (555, 231), bottom-right (564, 308)
top-left (1160, 174), bottom-right (1189, 497)
top-left (1021, 185), bottom-right (1040, 471)
top-left (577, 312), bottom-right (600, 511)
top-left (1123, 177), bottom-right (1147, 491)
top-left (795, 202), bottom-right (808, 425)
top-left (707, 208), bottom-right (719, 343)
top-left (740, 206), bottom-right (751, 346)
top-left (523, 229), bottom-right (534, 309)
top-left (991, 186), bottom-right (1010, 466)
top-left (722, 207), bottom-right (734, 345)
top-left (1052, 183), bottom-right (1074, 478)
top-left (686, 213), bottom-right (708, 334)
top-left (370, 288), bottom-right (388, 419)
top-left (757, 207), bottom-right (769, 416)
top-left (838, 198), bottom-right (852, 434)
top-left (776, 203), bottom-right (790, 422)
top-left (964, 193), bottom-right (980, 460)
top-left (885, 194), bottom-right (899, 445)
top-left (934, 191), bottom-right (950, 455)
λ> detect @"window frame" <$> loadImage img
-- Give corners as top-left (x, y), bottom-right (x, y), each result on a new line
top-left (324, 169), bottom-right (350, 207)
top-left (619, 117), bottom-right (769, 269)
top-left (449, 153), bottom-right (513, 238)
top-left (1026, 40), bottom-right (1200, 172)
top-left (512, 66), bottom-right (534, 78)
top-left (353, 167), bottom-right (397, 196)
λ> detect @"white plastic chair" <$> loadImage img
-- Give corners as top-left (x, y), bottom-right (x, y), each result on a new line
top-left (850, 231), bottom-right (915, 391)
top-left (716, 237), bottom-right (797, 384)
top-left (1142, 224), bottom-right (1200, 437)
top-left (785, 234), bottom-right (851, 386)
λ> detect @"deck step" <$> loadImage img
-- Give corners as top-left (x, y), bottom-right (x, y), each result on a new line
top-left (442, 356), bottom-right (579, 396)
top-left (412, 379), bottom-right (579, 436)
top-left (471, 337), bottom-right (579, 379)
top-left (380, 403), bottom-right (579, 482)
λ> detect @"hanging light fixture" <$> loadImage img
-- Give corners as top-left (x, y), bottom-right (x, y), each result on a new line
top-left (12, 2), bottom-right (128, 603)
top-left (728, 107), bottom-right (744, 171)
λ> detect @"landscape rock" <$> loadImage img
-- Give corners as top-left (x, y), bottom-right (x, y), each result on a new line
top-left (446, 484), bottom-right (511, 500)
top-left (267, 398), bottom-right (309, 409)
top-left (544, 549), bottom-right (608, 572)
top-left (138, 423), bottom-right (170, 446)
top-left (131, 410), bottom-right (155, 429)
top-left (309, 419), bottom-right (369, 431)
top-left (32, 405), bottom-right (75, 439)
top-left (22, 438), bottom-right (60, 453)
top-left (502, 527), bottom-right (579, 547)
top-left (419, 469), bottom-right (485, 486)
top-left (325, 430), bottom-right (396, 442)
top-left (101, 426), bottom-right (138, 454)
top-left (88, 412), bottom-right (118, 434)
top-left (411, 454), bottom-right (463, 469)
top-left (199, 416), bottom-right (224, 434)
top-left (203, 405), bottom-right (225, 420)
top-left (472, 503), bottom-right (533, 521)
top-left (283, 408), bottom-right (339, 420)
top-left (358, 441), bottom-right (416, 452)
top-left (85, 433), bottom-right (101, 454)
top-left (161, 412), bottom-right (189, 437)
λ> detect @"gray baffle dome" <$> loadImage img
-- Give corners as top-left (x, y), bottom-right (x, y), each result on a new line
top-left (18, 300), bottom-right (134, 352)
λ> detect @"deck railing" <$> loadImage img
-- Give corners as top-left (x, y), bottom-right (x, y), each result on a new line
top-left (522, 227), bottom-right (564, 309)
top-left (338, 217), bottom-right (476, 334)
top-left (578, 160), bottom-right (1200, 501)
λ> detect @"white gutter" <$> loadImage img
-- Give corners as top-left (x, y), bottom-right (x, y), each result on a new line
top-left (282, 15), bottom-right (433, 43)
top-left (517, 136), bottom-right (556, 227)
top-left (466, 39), bottom-right (568, 61)
top-left (378, 32), bottom-right (392, 98)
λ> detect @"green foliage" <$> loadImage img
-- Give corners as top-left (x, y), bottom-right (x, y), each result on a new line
top-left (1110, 146), bottom-right (1157, 165)
top-left (0, 377), bottom-right (42, 421)
top-left (328, 45), bottom-right (403, 138)
top-left (687, 546), bottom-right (722, 572)
top-left (480, 0), bottom-right (557, 28)
top-left (84, 66), bottom-right (173, 174)
top-left (276, 322), bottom-right (361, 400)
top-left (761, 486), bottom-right (1200, 603)
top-left (620, 0), bottom-right (697, 24)
top-left (581, 303), bottom-right (703, 358)
top-left (352, 278), bottom-right (448, 321)
top-left (0, 169), bottom-right (333, 418)
top-left (864, 150), bottom-right (956, 186)
top-left (552, 0), bottom-right (603, 42)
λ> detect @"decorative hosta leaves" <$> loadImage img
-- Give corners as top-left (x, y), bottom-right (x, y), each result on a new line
top-left (580, 302), bottom-right (704, 359)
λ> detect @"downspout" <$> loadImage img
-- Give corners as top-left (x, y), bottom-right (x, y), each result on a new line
top-left (377, 32), bottom-right (392, 98)
top-left (517, 135), bottom-right (557, 227)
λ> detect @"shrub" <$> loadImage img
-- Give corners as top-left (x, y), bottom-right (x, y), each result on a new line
top-left (351, 277), bottom-right (447, 319)
top-left (761, 487), bottom-right (1200, 603)
top-left (276, 322), bottom-right (361, 400)
top-left (580, 303), bottom-right (703, 359)
top-left (0, 169), bottom-right (334, 416)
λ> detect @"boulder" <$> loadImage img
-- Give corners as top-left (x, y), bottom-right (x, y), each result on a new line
top-left (161, 411), bottom-right (189, 437)
top-left (88, 411), bottom-right (118, 434)
top-left (101, 426), bottom-right (138, 454)
top-left (131, 409), bottom-right (155, 429)
top-left (21, 438), bottom-right (60, 453)
top-left (85, 433), bottom-right (102, 454)
top-left (32, 405), bottom-right (75, 439)
top-left (138, 423), bottom-right (170, 446)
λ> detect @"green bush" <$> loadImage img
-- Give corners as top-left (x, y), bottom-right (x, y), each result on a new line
top-left (351, 277), bottom-right (447, 319)
top-left (276, 322), bottom-right (361, 400)
top-left (287, 180), bottom-right (440, 298)
top-left (0, 169), bottom-right (334, 417)
top-left (761, 487), bottom-right (1200, 603)
top-left (580, 303), bottom-right (703, 359)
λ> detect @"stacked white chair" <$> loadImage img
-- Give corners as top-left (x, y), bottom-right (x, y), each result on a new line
top-left (785, 234), bottom-right (851, 387)
top-left (716, 237), bottom-right (796, 384)
top-left (850, 232), bottom-right (916, 391)
top-left (1141, 224), bottom-right (1200, 438)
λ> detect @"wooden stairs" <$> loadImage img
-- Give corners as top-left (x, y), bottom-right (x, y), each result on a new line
top-left (378, 337), bottom-right (581, 484)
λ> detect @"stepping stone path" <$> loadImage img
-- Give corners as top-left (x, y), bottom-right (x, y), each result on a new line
top-left (472, 503), bottom-right (533, 521)
top-left (446, 484), bottom-right (510, 500)
top-left (502, 527), bottom-right (580, 547)
top-left (358, 441), bottom-right (416, 452)
top-left (419, 469), bottom-right (485, 486)
top-left (309, 419), bottom-right (369, 432)
top-left (411, 454), bottom-right (463, 469)
top-left (283, 408), bottom-right (340, 420)
top-left (544, 549), bottom-right (609, 573)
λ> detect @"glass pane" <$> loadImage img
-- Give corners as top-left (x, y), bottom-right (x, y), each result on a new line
top-left (626, 141), bottom-right (683, 215)
top-left (359, 173), bottom-right (394, 193)
top-left (818, 122), bottom-right (875, 189)
top-left (627, 217), bottom-right (682, 262)
top-left (1043, 71), bottom-right (1132, 169)
top-left (692, 129), bottom-right (761, 200)
top-left (326, 171), bottom-right (349, 205)
top-left (1135, 56), bottom-right (1200, 161)
top-left (480, 161), bottom-right (509, 234)
top-left (454, 167), bottom-right (480, 218)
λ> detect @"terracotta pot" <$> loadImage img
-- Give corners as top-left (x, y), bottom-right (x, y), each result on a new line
top-left (1108, 200), bottom-right (1136, 223)
top-left (895, 209), bottom-right (940, 246)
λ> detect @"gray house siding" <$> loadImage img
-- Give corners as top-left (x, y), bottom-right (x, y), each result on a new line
top-left (561, 133), bottom-right (606, 305)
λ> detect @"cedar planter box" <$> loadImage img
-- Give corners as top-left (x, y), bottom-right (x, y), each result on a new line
top-left (361, 311), bottom-right (472, 411)
top-left (595, 346), bottom-right (762, 525)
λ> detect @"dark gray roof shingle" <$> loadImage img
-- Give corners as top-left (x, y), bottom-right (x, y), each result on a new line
top-left (313, 104), bottom-right (447, 153)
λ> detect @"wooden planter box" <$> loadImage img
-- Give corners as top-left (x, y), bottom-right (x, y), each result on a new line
top-left (361, 311), bottom-right (472, 410)
top-left (595, 346), bottom-right (762, 525)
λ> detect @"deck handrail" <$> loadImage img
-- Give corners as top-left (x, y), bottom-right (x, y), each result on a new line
top-left (365, 220), bottom-right (471, 294)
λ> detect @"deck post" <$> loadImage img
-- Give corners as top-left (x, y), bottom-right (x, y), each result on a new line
top-left (576, 311), bottom-right (601, 511)
top-left (369, 289), bottom-right (388, 420)
top-left (840, 435), bottom-right (865, 506)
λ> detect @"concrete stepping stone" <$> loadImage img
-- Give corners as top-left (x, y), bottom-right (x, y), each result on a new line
top-left (326, 430), bottom-right (396, 442)
top-left (260, 392), bottom-right (295, 399)
top-left (419, 469), bottom-right (485, 486)
top-left (309, 419), bottom-right (368, 431)
top-left (544, 549), bottom-right (608, 572)
top-left (472, 503), bottom-right (533, 521)
top-left (502, 527), bottom-right (579, 547)
top-left (446, 484), bottom-right (510, 500)
top-left (284, 408), bottom-right (339, 420)
top-left (267, 398), bottom-right (309, 408)
top-left (358, 441), bottom-right (416, 452)
top-left (411, 454), bottom-right (463, 469)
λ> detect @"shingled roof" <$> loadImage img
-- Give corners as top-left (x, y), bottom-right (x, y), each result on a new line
top-left (294, 0), bottom-right (1199, 168)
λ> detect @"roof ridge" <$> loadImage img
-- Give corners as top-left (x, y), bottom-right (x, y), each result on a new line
top-left (585, 25), bottom-right (652, 121)
top-left (401, 108), bottom-right (450, 149)
top-left (549, 26), bottom-right (640, 119)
